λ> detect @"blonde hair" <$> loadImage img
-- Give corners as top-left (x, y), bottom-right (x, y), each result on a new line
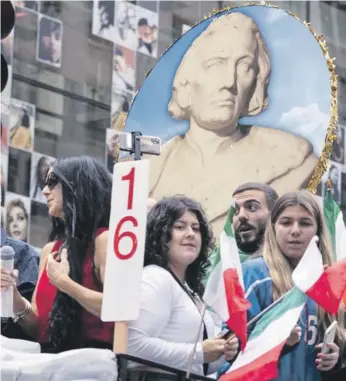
top-left (168, 12), bottom-right (271, 120)
top-left (263, 190), bottom-right (345, 351)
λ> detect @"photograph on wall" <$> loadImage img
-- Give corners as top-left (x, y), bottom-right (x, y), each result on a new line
top-left (9, 98), bottom-right (35, 152)
top-left (136, 6), bottom-right (158, 57)
top-left (113, 45), bottom-right (136, 92)
top-left (325, 162), bottom-right (342, 203)
top-left (7, 147), bottom-right (31, 197)
top-left (105, 128), bottom-right (120, 173)
top-left (330, 124), bottom-right (345, 165)
top-left (111, 88), bottom-right (133, 131)
top-left (30, 199), bottom-right (50, 249)
top-left (114, 1), bottom-right (138, 51)
top-left (5, 192), bottom-right (31, 243)
top-left (92, 0), bottom-right (116, 43)
top-left (123, 4), bottom-right (337, 237)
top-left (30, 152), bottom-right (55, 203)
top-left (14, 1), bottom-right (40, 14)
top-left (1, 153), bottom-right (8, 207)
top-left (36, 14), bottom-right (63, 68)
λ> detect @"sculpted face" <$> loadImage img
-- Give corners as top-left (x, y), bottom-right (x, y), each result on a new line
top-left (189, 23), bottom-right (259, 132)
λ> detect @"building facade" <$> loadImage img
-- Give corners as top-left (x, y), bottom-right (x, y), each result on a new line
top-left (1, 1), bottom-right (345, 250)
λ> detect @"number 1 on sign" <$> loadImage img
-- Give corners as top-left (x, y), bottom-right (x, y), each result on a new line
top-left (122, 167), bottom-right (135, 210)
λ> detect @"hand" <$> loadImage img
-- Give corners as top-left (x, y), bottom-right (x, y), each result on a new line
top-left (202, 335), bottom-right (226, 363)
top-left (224, 335), bottom-right (239, 361)
top-left (0, 268), bottom-right (18, 291)
top-left (286, 325), bottom-right (302, 346)
top-left (315, 342), bottom-right (340, 371)
top-left (46, 249), bottom-right (70, 291)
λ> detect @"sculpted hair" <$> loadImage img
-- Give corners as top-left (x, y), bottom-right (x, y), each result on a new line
top-left (168, 12), bottom-right (271, 120)
top-left (48, 156), bottom-right (112, 352)
top-left (232, 182), bottom-right (278, 211)
top-left (262, 191), bottom-right (345, 352)
top-left (144, 195), bottom-right (214, 296)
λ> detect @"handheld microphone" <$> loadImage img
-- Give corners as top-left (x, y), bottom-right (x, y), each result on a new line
top-left (0, 245), bottom-right (15, 318)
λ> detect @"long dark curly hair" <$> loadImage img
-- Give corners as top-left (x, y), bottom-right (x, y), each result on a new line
top-left (144, 195), bottom-right (214, 297)
top-left (47, 156), bottom-right (112, 352)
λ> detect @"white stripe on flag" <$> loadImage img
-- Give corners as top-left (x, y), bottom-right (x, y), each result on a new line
top-left (228, 304), bottom-right (304, 372)
top-left (292, 236), bottom-right (323, 292)
top-left (203, 261), bottom-right (228, 319)
top-left (220, 231), bottom-right (244, 290)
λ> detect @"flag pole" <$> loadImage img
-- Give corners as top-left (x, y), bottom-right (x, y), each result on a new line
top-left (186, 302), bottom-right (207, 379)
top-left (217, 290), bottom-right (290, 339)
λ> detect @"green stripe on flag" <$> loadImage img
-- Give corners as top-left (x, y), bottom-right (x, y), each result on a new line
top-left (249, 288), bottom-right (306, 341)
top-left (324, 188), bottom-right (341, 260)
top-left (205, 206), bottom-right (249, 283)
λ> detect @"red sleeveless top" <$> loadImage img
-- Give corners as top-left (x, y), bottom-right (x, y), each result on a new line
top-left (36, 228), bottom-right (113, 346)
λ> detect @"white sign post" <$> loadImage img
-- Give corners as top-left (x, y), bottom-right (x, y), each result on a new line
top-left (101, 160), bottom-right (149, 354)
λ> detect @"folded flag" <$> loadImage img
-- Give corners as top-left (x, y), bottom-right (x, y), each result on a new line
top-left (220, 287), bottom-right (306, 381)
top-left (292, 236), bottom-right (346, 314)
top-left (323, 182), bottom-right (346, 261)
top-left (203, 206), bottom-right (251, 349)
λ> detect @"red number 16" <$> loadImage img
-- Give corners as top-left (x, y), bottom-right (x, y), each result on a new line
top-left (113, 167), bottom-right (138, 260)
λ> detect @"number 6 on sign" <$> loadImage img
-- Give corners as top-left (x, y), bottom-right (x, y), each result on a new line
top-left (101, 160), bottom-right (149, 322)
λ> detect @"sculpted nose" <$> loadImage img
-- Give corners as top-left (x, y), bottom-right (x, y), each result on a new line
top-left (224, 63), bottom-right (237, 90)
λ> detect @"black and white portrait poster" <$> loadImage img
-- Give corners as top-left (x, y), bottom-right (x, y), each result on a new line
top-left (136, 6), bottom-right (158, 58)
top-left (92, 0), bottom-right (116, 43)
top-left (36, 14), bottom-right (63, 68)
top-left (115, 1), bottom-right (138, 51)
top-left (30, 152), bottom-right (55, 203)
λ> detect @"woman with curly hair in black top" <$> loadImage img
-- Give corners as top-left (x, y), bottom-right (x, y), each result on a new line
top-left (128, 195), bottom-right (239, 377)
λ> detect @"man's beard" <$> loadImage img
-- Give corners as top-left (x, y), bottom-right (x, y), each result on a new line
top-left (235, 224), bottom-right (266, 254)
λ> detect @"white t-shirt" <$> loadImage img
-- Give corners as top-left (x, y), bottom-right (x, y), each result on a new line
top-left (128, 265), bottom-right (224, 376)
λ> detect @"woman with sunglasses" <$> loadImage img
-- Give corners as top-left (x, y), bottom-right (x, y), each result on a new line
top-left (1, 156), bottom-right (113, 353)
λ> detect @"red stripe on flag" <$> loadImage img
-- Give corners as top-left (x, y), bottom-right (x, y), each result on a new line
top-left (224, 268), bottom-right (251, 350)
top-left (220, 343), bottom-right (283, 381)
top-left (305, 258), bottom-right (346, 314)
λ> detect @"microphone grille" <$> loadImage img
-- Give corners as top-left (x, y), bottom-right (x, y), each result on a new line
top-left (0, 245), bottom-right (15, 260)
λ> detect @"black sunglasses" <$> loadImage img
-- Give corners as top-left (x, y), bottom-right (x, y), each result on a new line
top-left (45, 172), bottom-right (60, 190)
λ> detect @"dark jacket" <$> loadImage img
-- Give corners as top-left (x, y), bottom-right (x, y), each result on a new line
top-left (1, 227), bottom-right (40, 340)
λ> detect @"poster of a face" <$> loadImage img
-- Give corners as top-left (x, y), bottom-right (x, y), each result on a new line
top-left (36, 15), bottom-right (63, 68)
top-left (326, 162), bottom-right (342, 203)
top-left (123, 5), bottom-right (335, 237)
top-left (114, 1), bottom-right (138, 51)
top-left (92, 0), bottom-right (116, 43)
top-left (14, 1), bottom-right (40, 13)
top-left (111, 88), bottom-right (133, 131)
top-left (105, 128), bottom-right (120, 173)
top-left (113, 45), bottom-right (136, 92)
top-left (136, 6), bottom-right (158, 58)
top-left (5, 192), bottom-right (30, 242)
top-left (331, 125), bottom-right (345, 165)
top-left (30, 153), bottom-right (55, 203)
top-left (9, 98), bottom-right (35, 152)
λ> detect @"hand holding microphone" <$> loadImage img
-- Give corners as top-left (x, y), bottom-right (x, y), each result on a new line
top-left (0, 245), bottom-right (16, 317)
